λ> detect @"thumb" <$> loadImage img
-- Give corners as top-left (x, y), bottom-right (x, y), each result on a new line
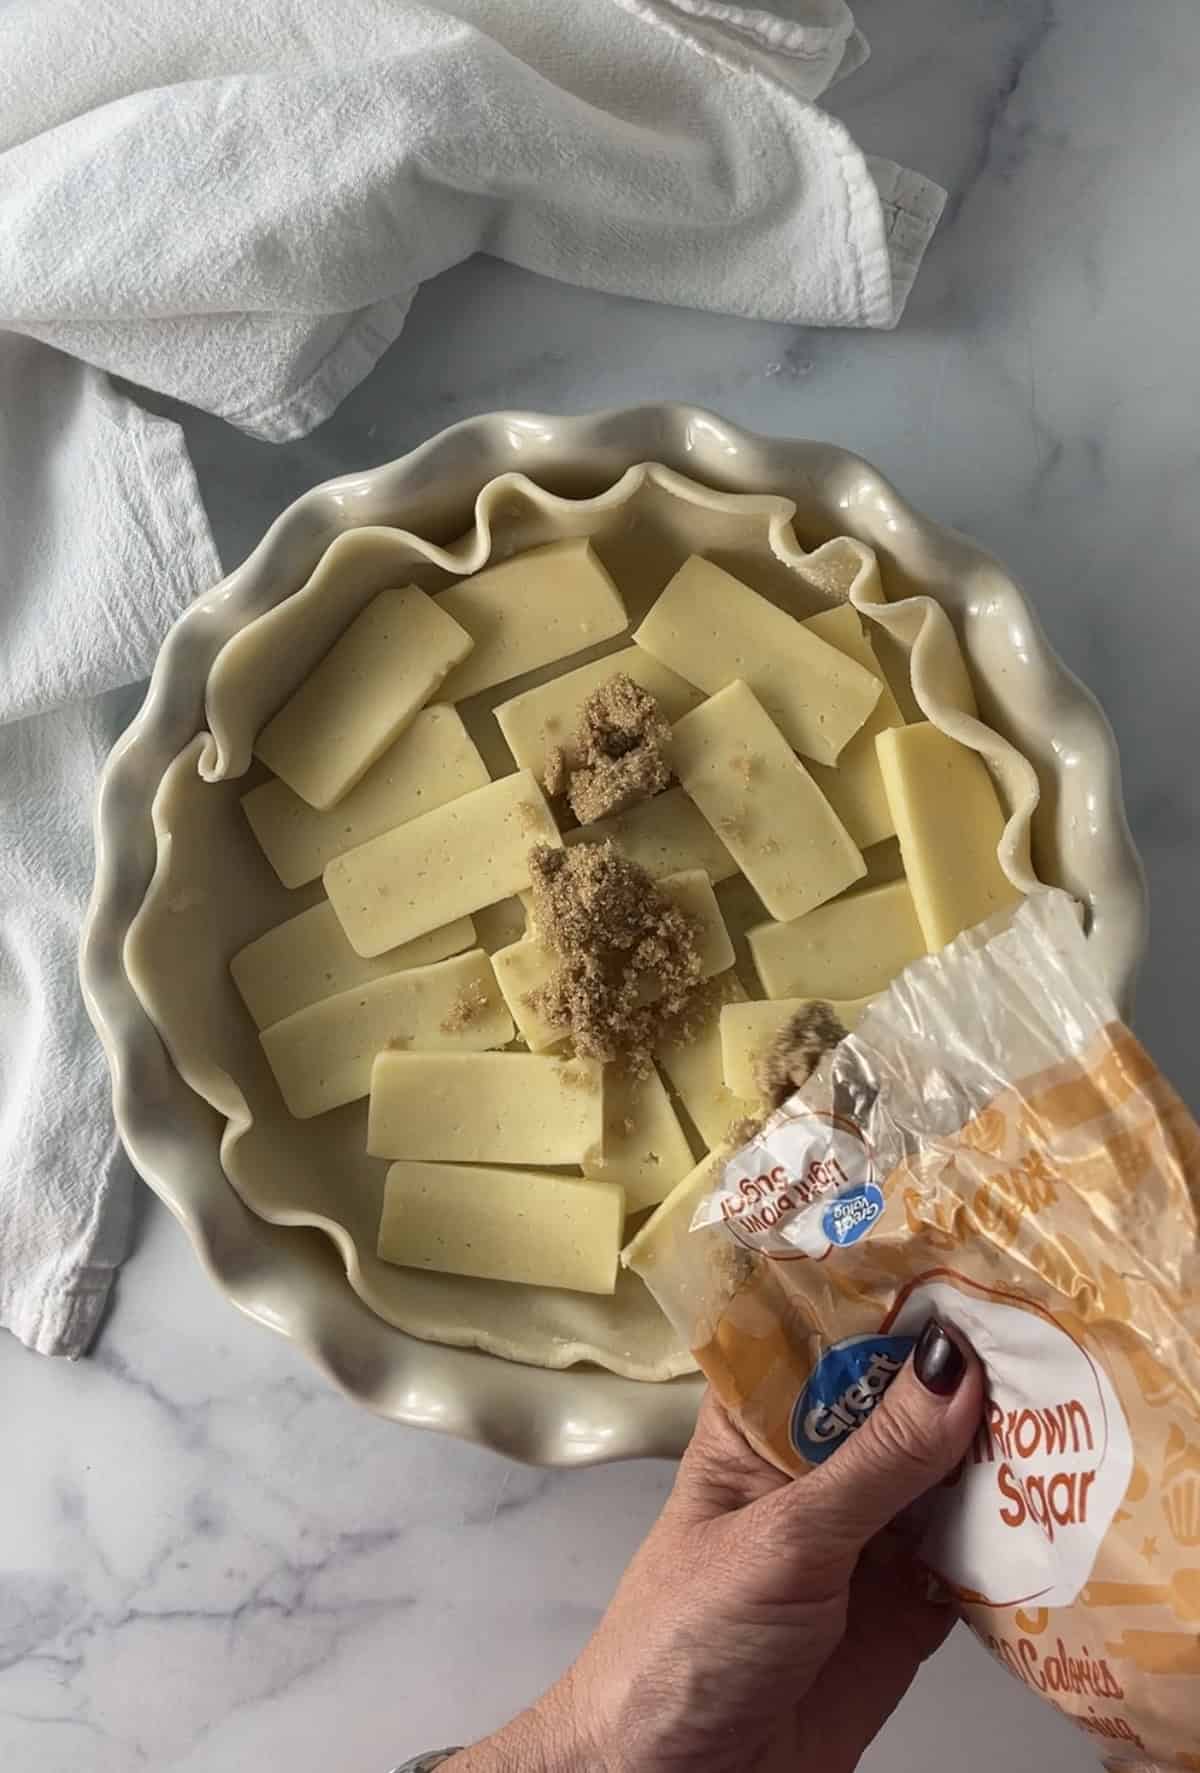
top-left (775, 1318), bottom-right (984, 1583)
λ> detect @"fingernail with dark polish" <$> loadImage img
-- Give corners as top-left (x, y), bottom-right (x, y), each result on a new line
top-left (914, 1318), bottom-right (966, 1396)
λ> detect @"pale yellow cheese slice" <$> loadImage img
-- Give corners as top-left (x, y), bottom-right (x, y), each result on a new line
top-left (259, 949), bottom-right (512, 1120)
top-left (658, 869), bottom-right (736, 978)
top-left (671, 682), bottom-right (865, 923)
top-left (379, 1161), bottom-right (624, 1294)
top-left (367, 1051), bottom-right (603, 1165)
top-left (231, 900), bottom-right (475, 1030)
top-left (802, 606), bottom-right (905, 850)
top-left (494, 643), bottom-right (701, 780)
top-left (325, 769), bottom-right (561, 958)
top-left (254, 587), bottom-right (474, 809)
top-left (581, 1063), bottom-right (694, 1214)
top-left (242, 705), bottom-right (488, 888)
top-left (621, 1149), bottom-right (725, 1277)
top-left (747, 879), bottom-right (925, 1000)
top-left (719, 996), bottom-right (873, 1100)
top-left (656, 971), bottom-right (756, 1151)
top-left (633, 556), bottom-right (881, 765)
top-left (436, 540), bottom-right (628, 702)
top-left (876, 722), bottom-right (1020, 950)
top-left (490, 936), bottom-right (564, 1052)
top-left (564, 787), bottom-right (737, 884)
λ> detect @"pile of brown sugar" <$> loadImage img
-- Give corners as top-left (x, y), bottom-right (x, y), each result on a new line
top-left (544, 673), bottom-right (672, 823)
top-left (526, 840), bottom-right (702, 1064)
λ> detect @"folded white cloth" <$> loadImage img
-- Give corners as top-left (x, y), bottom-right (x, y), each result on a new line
top-left (0, 342), bottom-right (221, 1355)
top-left (0, 0), bottom-right (945, 1355)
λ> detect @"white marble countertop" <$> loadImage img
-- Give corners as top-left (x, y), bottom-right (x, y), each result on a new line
top-left (5, 2), bottom-right (1198, 1768)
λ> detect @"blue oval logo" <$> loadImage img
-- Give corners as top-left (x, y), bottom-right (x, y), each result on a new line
top-left (821, 1181), bottom-right (886, 1248)
top-left (790, 1333), bottom-right (915, 1464)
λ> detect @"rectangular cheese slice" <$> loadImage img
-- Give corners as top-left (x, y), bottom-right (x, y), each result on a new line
top-left (802, 606), bottom-right (905, 850)
top-left (671, 682), bottom-right (865, 922)
top-left (325, 769), bottom-right (561, 957)
top-left (719, 996), bottom-right (873, 1100)
top-left (747, 879), bottom-right (925, 1000)
top-left (379, 1161), bottom-right (623, 1295)
top-left (564, 787), bottom-right (737, 883)
top-left (259, 949), bottom-right (512, 1119)
top-left (254, 587), bottom-right (474, 809)
top-left (367, 1051), bottom-right (603, 1165)
top-left (622, 1151), bottom-right (725, 1277)
top-left (506, 869), bottom-right (733, 1046)
top-left (876, 723), bottom-right (1020, 950)
top-left (659, 869), bottom-right (736, 978)
top-left (231, 900), bottom-right (474, 1030)
top-left (436, 539), bottom-right (628, 702)
top-left (242, 705), bottom-right (488, 888)
top-left (656, 971), bottom-right (757, 1151)
top-left (634, 556), bottom-right (881, 765)
top-left (581, 1063), bottom-right (695, 1214)
top-left (494, 643), bottom-right (701, 780)
top-left (490, 936), bottom-right (564, 1051)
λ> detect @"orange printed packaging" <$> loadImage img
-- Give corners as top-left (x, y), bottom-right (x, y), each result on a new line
top-left (629, 893), bottom-right (1200, 1771)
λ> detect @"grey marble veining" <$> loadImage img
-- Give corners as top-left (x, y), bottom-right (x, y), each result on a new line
top-left (4, 1), bottom-right (1196, 1767)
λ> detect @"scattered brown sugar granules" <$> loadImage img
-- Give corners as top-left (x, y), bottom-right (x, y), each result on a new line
top-left (544, 673), bottom-right (672, 823)
top-left (755, 1000), bottom-right (848, 1111)
top-left (440, 978), bottom-right (491, 1034)
top-left (543, 744), bottom-right (570, 800)
top-left (526, 840), bottom-right (703, 1064)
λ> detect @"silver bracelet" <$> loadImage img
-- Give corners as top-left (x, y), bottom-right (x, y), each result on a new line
top-left (389, 1754), bottom-right (461, 1772)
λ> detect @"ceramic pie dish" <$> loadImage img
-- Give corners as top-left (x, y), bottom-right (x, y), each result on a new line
top-left (80, 403), bottom-right (1147, 1465)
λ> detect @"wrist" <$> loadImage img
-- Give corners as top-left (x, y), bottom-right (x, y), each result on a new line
top-left (447, 1674), bottom-right (603, 1773)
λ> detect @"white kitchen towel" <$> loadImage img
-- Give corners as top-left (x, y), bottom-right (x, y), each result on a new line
top-left (0, 0), bottom-right (945, 1355)
top-left (0, 341), bottom-right (222, 1357)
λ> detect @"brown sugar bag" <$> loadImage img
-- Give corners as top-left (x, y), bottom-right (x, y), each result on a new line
top-left (629, 892), bottom-right (1200, 1771)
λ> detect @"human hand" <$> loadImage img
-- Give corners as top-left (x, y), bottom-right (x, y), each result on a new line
top-left (451, 1318), bottom-right (983, 1773)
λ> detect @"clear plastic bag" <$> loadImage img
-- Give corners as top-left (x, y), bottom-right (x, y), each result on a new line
top-left (629, 892), bottom-right (1200, 1771)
